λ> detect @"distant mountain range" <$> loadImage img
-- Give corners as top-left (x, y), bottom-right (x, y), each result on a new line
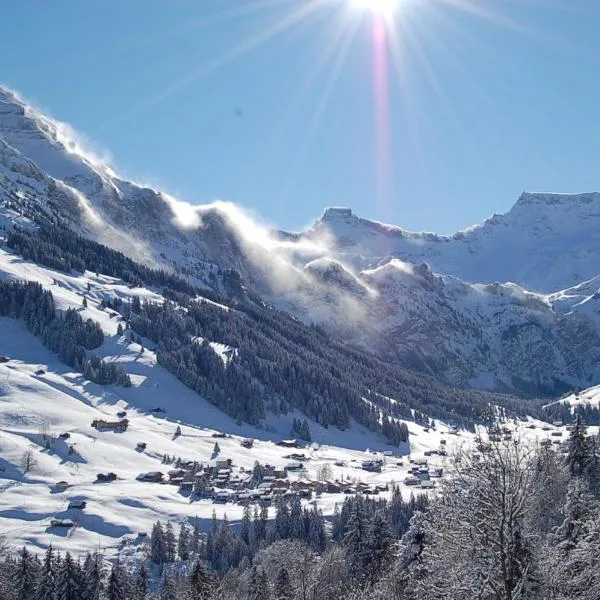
top-left (2, 85), bottom-right (599, 397)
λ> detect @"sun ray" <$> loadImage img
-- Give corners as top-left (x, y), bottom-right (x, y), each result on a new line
top-left (278, 13), bottom-right (361, 199)
top-left (100, 0), bottom-right (330, 130)
top-left (243, 3), bottom-right (358, 195)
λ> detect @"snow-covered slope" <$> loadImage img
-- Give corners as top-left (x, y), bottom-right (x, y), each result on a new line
top-left (0, 246), bottom-right (467, 554)
top-left (2, 84), bottom-right (600, 396)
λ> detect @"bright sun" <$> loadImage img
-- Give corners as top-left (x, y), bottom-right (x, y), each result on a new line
top-left (351, 0), bottom-right (400, 18)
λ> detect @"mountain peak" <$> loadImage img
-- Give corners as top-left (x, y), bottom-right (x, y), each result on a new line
top-left (515, 191), bottom-right (600, 209)
top-left (320, 207), bottom-right (355, 222)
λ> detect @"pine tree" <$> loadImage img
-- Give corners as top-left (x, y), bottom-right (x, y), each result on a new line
top-left (247, 566), bottom-right (269, 600)
top-left (117, 323), bottom-right (123, 336)
top-left (367, 511), bottom-right (394, 585)
top-left (165, 522), bottom-right (177, 563)
top-left (343, 501), bottom-right (370, 579)
top-left (213, 442), bottom-right (220, 455)
top-left (151, 521), bottom-right (167, 565)
top-left (106, 559), bottom-right (127, 600)
top-left (82, 552), bottom-right (104, 600)
top-left (82, 297), bottom-right (88, 308)
top-left (191, 516), bottom-right (202, 555)
top-left (134, 563), bottom-right (149, 599)
top-left (55, 552), bottom-right (81, 600)
top-left (189, 560), bottom-right (216, 600)
top-left (159, 570), bottom-right (177, 600)
top-left (274, 566), bottom-right (293, 600)
top-left (16, 546), bottom-right (37, 600)
top-left (178, 522), bottom-right (190, 561)
top-left (567, 414), bottom-right (591, 476)
top-left (36, 546), bottom-right (56, 600)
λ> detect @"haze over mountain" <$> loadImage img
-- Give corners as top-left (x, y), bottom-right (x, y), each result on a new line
top-left (1, 85), bottom-right (600, 397)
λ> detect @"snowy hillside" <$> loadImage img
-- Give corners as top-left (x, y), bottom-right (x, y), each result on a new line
top-left (0, 245), bottom-right (475, 554)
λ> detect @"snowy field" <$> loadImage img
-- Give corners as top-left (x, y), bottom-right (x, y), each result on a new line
top-left (0, 244), bottom-right (582, 557)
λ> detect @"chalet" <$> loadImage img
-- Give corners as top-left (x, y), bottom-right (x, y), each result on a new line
top-left (54, 481), bottom-right (69, 490)
top-left (168, 469), bottom-right (186, 481)
top-left (551, 431), bottom-right (562, 437)
top-left (277, 439), bottom-right (300, 448)
top-left (214, 492), bottom-right (230, 503)
top-left (137, 471), bottom-right (163, 483)
top-left (286, 453), bottom-right (309, 461)
top-left (58, 433), bottom-right (71, 440)
top-left (212, 432), bottom-right (227, 438)
top-left (424, 450), bottom-right (436, 456)
top-left (136, 442), bottom-right (147, 450)
top-left (50, 519), bottom-right (74, 528)
top-left (404, 476), bottom-right (420, 486)
top-left (553, 421), bottom-right (563, 427)
top-left (117, 411), bottom-right (127, 418)
top-left (0, 356), bottom-right (9, 363)
top-left (420, 480), bottom-right (435, 489)
top-left (96, 472), bottom-right (117, 482)
top-left (149, 407), bottom-right (166, 413)
top-left (540, 439), bottom-right (552, 447)
top-left (91, 419), bottom-right (129, 432)
top-left (383, 450), bottom-right (394, 457)
top-left (241, 438), bottom-right (254, 449)
top-left (527, 424), bottom-right (537, 429)
top-left (438, 450), bottom-right (448, 457)
top-left (361, 460), bottom-right (382, 473)
top-left (35, 369), bottom-right (45, 375)
top-left (68, 500), bottom-right (86, 510)
top-left (430, 467), bottom-right (443, 478)
top-left (285, 462), bottom-right (304, 472)
top-left (440, 439), bottom-right (447, 445)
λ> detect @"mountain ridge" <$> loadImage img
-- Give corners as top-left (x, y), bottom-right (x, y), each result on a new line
top-left (2, 85), bottom-right (600, 397)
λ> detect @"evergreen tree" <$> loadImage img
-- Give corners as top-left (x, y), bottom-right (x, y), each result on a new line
top-left (55, 552), bottom-right (81, 600)
top-left (247, 566), bottom-right (269, 600)
top-left (133, 563), bottom-right (149, 599)
top-left (82, 552), bottom-right (104, 600)
top-left (36, 546), bottom-right (56, 600)
top-left (343, 501), bottom-right (371, 580)
top-left (189, 560), bottom-right (216, 600)
top-left (150, 521), bottom-right (167, 565)
top-left (106, 559), bottom-right (127, 600)
top-left (165, 522), bottom-right (177, 563)
top-left (190, 517), bottom-right (202, 555)
top-left (566, 414), bottom-right (591, 476)
top-left (159, 570), bottom-right (177, 600)
top-left (274, 566), bottom-right (293, 600)
top-left (178, 522), bottom-right (190, 561)
top-left (16, 546), bottom-right (37, 600)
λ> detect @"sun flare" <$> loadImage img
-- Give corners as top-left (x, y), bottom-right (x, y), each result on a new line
top-left (350, 0), bottom-right (401, 19)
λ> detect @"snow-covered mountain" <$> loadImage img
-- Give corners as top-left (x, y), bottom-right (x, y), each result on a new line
top-left (297, 197), bottom-right (600, 294)
top-left (1, 85), bottom-right (600, 396)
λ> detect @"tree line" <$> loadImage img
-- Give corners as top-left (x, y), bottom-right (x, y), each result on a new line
top-left (0, 280), bottom-right (130, 386)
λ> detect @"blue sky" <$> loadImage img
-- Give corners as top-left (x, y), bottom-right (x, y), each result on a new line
top-left (2, 0), bottom-right (600, 233)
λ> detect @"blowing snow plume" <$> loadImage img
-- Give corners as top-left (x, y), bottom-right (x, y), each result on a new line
top-left (0, 84), bottom-right (376, 330)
